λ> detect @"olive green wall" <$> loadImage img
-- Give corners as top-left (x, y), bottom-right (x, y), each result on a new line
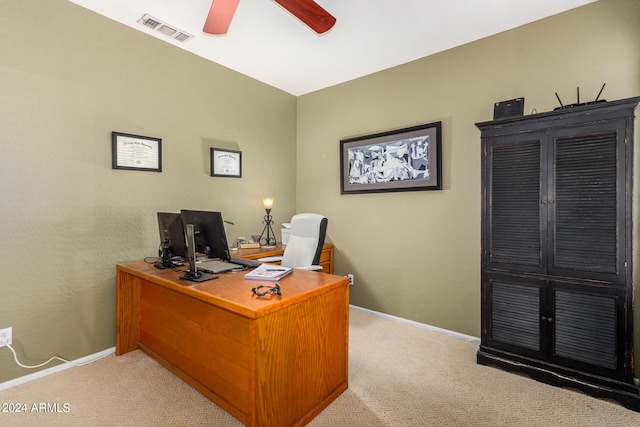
top-left (0, 0), bottom-right (297, 382)
top-left (297, 0), bottom-right (640, 366)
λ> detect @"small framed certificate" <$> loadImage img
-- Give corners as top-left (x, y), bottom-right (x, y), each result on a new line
top-left (211, 148), bottom-right (242, 178)
top-left (112, 132), bottom-right (162, 172)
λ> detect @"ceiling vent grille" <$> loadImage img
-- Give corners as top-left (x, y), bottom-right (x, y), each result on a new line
top-left (137, 14), bottom-right (194, 43)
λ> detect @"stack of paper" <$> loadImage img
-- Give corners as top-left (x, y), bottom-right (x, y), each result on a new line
top-left (244, 264), bottom-right (292, 281)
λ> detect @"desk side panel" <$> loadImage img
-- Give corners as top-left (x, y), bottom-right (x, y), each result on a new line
top-left (254, 284), bottom-right (349, 426)
top-left (319, 245), bottom-right (334, 274)
top-left (116, 270), bottom-right (141, 356)
top-left (139, 280), bottom-right (251, 423)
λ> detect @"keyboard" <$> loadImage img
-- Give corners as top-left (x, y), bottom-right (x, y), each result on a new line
top-left (229, 257), bottom-right (262, 268)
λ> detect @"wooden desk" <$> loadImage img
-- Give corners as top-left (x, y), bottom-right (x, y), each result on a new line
top-left (234, 243), bottom-right (334, 274)
top-left (116, 260), bottom-right (349, 427)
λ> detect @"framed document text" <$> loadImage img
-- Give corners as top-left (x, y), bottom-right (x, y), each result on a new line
top-left (211, 148), bottom-right (242, 178)
top-left (112, 132), bottom-right (162, 172)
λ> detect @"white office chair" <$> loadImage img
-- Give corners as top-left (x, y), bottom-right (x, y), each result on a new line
top-left (257, 213), bottom-right (328, 271)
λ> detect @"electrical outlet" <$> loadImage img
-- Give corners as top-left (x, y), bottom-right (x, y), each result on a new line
top-left (0, 327), bottom-right (12, 347)
top-left (347, 274), bottom-right (354, 286)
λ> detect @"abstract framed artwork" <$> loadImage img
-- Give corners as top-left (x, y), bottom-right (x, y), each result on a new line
top-left (340, 121), bottom-right (442, 194)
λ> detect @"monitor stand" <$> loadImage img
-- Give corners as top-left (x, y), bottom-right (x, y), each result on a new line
top-left (181, 224), bottom-right (217, 282)
top-left (180, 270), bottom-right (217, 282)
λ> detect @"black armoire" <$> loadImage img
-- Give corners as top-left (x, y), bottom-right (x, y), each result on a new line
top-left (476, 97), bottom-right (640, 411)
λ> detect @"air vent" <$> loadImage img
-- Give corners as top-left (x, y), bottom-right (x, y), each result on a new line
top-left (137, 14), bottom-right (194, 43)
top-left (174, 32), bottom-right (191, 43)
top-left (157, 25), bottom-right (177, 37)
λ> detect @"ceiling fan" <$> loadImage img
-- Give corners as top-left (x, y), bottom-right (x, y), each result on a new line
top-left (203, 0), bottom-right (336, 35)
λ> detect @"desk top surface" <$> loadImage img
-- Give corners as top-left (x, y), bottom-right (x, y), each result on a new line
top-left (116, 259), bottom-right (347, 319)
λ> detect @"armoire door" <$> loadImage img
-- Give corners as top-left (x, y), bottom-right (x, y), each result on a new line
top-left (482, 272), bottom-right (546, 360)
top-left (483, 132), bottom-right (547, 275)
top-left (547, 122), bottom-right (629, 284)
top-left (550, 281), bottom-right (630, 382)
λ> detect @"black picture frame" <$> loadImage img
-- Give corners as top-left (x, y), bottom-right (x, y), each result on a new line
top-left (211, 148), bottom-right (242, 178)
top-left (112, 132), bottom-right (162, 172)
top-left (340, 121), bottom-right (442, 194)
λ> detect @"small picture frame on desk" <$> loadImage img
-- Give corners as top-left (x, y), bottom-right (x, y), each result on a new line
top-left (112, 132), bottom-right (162, 172)
top-left (211, 148), bottom-right (242, 178)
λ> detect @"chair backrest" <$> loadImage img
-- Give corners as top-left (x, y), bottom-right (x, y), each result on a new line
top-left (280, 213), bottom-right (328, 268)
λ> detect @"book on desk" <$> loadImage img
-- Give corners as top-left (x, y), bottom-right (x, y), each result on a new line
top-left (244, 264), bottom-right (292, 281)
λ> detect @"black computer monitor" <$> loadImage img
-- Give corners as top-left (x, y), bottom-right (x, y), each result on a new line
top-left (156, 212), bottom-right (187, 260)
top-left (180, 210), bottom-right (231, 261)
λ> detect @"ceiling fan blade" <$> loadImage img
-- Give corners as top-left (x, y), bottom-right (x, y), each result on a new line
top-left (203, 0), bottom-right (240, 35)
top-left (273, 0), bottom-right (336, 34)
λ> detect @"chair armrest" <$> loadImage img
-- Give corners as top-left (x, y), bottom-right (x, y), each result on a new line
top-left (256, 255), bottom-right (283, 263)
top-left (295, 265), bottom-right (323, 271)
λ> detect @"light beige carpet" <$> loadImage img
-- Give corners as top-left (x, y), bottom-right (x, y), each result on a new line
top-left (1, 308), bottom-right (640, 426)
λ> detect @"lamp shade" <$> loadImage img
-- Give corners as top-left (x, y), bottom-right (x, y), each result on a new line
top-left (262, 198), bottom-right (274, 210)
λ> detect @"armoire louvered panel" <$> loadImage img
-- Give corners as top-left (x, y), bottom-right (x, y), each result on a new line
top-left (491, 280), bottom-right (540, 351)
top-left (553, 132), bottom-right (618, 274)
top-left (554, 290), bottom-right (617, 370)
top-left (489, 140), bottom-right (542, 267)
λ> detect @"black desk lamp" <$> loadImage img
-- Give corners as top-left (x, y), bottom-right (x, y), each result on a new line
top-left (259, 197), bottom-right (276, 247)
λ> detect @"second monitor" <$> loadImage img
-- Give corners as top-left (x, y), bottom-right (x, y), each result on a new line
top-left (157, 212), bottom-right (187, 259)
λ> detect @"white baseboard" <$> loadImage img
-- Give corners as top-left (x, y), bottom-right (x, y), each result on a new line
top-left (350, 305), bottom-right (480, 343)
top-left (0, 347), bottom-right (115, 391)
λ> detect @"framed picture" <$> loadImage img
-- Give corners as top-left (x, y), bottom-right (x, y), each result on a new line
top-left (112, 132), bottom-right (162, 172)
top-left (340, 121), bottom-right (442, 194)
top-left (211, 148), bottom-right (242, 178)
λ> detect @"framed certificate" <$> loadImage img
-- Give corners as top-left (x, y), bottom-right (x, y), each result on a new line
top-left (211, 148), bottom-right (242, 178)
top-left (112, 132), bottom-right (162, 172)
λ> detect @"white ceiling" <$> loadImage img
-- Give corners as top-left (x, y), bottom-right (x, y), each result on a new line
top-left (68, 0), bottom-right (597, 96)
